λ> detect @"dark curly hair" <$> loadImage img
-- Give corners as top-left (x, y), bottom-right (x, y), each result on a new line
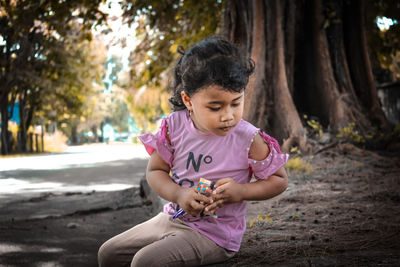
top-left (169, 36), bottom-right (255, 111)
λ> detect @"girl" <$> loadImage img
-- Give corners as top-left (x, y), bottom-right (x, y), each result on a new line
top-left (98, 36), bottom-right (289, 266)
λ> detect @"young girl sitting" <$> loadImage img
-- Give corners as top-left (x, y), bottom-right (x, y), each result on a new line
top-left (98, 36), bottom-right (289, 267)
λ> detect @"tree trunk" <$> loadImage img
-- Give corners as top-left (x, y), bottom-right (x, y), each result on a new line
top-left (343, 0), bottom-right (390, 130)
top-left (265, 0), bottom-right (308, 151)
top-left (18, 94), bottom-right (28, 152)
top-left (325, 0), bottom-right (371, 131)
top-left (92, 125), bottom-right (98, 142)
top-left (224, 0), bottom-right (307, 152)
top-left (309, 0), bottom-right (356, 128)
top-left (1, 103), bottom-right (10, 155)
top-left (223, 0), bottom-right (391, 153)
top-left (0, 41), bottom-right (12, 155)
top-left (283, 0), bottom-right (297, 95)
top-left (71, 119), bottom-right (79, 145)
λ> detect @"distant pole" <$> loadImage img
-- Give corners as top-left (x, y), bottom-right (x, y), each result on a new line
top-left (29, 133), bottom-right (33, 152)
top-left (35, 134), bottom-right (39, 153)
top-left (41, 119), bottom-right (44, 152)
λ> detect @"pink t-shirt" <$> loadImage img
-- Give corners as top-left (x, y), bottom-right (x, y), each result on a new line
top-left (139, 110), bottom-right (289, 251)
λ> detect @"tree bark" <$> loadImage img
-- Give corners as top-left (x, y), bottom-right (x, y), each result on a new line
top-left (0, 37), bottom-right (13, 155)
top-left (224, 0), bottom-right (307, 152)
top-left (282, 0), bottom-right (297, 95)
top-left (223, 0), bottom-right (391, 153)
top-left (18, 92), bottom-right (28, 152)
top-left (343, 0), bottom-right (390, 130)
top-left (1, 102), bottom-right (10, 155)
top-left (325, 0), bottom-right (371, 132)
top-left (265, 0), bottom-right (307, 151)
top-left (309, 0), bottom-right (356, 128)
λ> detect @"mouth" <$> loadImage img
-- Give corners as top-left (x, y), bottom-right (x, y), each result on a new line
top-left (219, 126), bottom-right (233, 132)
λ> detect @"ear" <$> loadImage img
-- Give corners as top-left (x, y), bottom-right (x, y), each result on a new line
top-left (181, 91), bottom-right (192, 110)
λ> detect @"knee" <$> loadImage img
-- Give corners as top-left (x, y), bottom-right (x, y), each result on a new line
top-left (130, 248), bottom-right (149, 267)
top-left (98, 239), bottom-right (118, 267)
top-left (130, 248), bottom-right (159, 267)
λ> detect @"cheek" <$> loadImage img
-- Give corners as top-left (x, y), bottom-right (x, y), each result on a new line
top-left (235, 106), bottom-right (244, 117)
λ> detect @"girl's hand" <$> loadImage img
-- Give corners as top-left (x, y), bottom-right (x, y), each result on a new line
top-left (204, 178), bottom-right (244, 215)
top-left (176, 187), bottom-right (213, 216)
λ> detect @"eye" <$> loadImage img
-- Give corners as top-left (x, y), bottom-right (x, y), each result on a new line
top-left (232, 102), bottom-right (241, 107)
top-left (209, 107), bottom-right (220, 111)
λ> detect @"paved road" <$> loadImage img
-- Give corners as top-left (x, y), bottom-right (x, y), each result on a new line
top-left (0, 144), bottom-right (159, 267)
top-left (0, 144), bottom-right (149, 202)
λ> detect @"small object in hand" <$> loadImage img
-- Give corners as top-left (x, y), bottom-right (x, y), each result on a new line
top-left (196, 178), bottom-right (218, 218)
top-left (172, 178), bottom-right (218, 219)
top-left (196, 178), bottom-right (214, 195)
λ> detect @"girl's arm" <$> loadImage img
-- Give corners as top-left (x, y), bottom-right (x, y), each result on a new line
top-left (146, 150), bottom-right (212, 216)
top-left (206, 133), bottom-right (288, 213)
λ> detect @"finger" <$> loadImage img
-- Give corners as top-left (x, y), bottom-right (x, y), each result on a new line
top-left (204, 202), bottom-right (218, 212)
top-left (206, 199), bottom-right (224, 210)
top-left (214, 178), bottom-right (231, 188)
top-left (212, 190), bottom-right (228, 201)
top-left (214, 183), bottom-right (230, 194)
top-left (205, 200), bottom-right (224, 213)
top-left (194, 193), bottom-right (213, 204)
top-left (211, 191), bottom-right (222, 201)
top-left (190, 200), bottom-right (206, 211)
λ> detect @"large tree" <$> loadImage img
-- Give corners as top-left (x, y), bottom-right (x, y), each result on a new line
top-left (224, 0), bottom-right (394, 151)
top-left (121, 0), bottom-right (396, 152)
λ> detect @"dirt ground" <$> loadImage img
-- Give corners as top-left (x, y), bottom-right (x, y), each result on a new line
top-left (0, 142), bottom-right (399, 266)
top-left (226, 143), bottom-right (400, 266)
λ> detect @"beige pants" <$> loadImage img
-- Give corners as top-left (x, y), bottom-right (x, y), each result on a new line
top-left (98, 213), bottom-right (235, 267)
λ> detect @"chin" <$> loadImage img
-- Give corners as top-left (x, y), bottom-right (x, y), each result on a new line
top-left (214, 128), bottom-right (233, 136)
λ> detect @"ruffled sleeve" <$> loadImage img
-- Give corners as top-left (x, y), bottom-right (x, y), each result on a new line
top-left (138, 118), bottom-right (174, 166)
top-left (248, 131), bottom-right (289, 180)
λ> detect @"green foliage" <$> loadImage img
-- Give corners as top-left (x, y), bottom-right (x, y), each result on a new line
top-left (366, 0), bottom-right (400, 82)
top-left (303, 114), bottom-right (325, 138)
top-left (249, 212), bottom-right (274, 228)
top-left (121, 0), bottom-right (225, 86)
top-left (374, 123), bottom-right (400, 145)
top-left (0, 0), bottom-right (107, 152)
top-left (119, 0), bottom-right (225, 126)
top-left (336, 123), bottom-right (368, 143)
top-left (127, 87), bottom-right (171, 132)
top-left (285, 157), bottom-right (314, 175)
top-left (307, 120), bottom-right (324, 137)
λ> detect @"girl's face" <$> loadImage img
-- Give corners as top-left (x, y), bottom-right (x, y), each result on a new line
top-left (181, 85), bottom-right (244, 136)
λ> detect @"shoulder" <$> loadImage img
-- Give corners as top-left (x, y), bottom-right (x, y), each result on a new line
top-left (233, 119), bottom-right (258, 138)
top-left (164, 110), bottom-right (189, 143)
top-left (165, 110), bottom-right (188, 130)
top-left (235, 120), bottom-right (271, 161)
top-left (249, 133), bottom-right (270, 161)
top-left (166, 110), bottom-right (188, 123)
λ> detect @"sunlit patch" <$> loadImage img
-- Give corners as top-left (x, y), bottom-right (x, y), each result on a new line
top-left (0, 144), bottom-right (149, 172)
top-left (0, 178), bottom-right (136, 197)
top-left (0, 178), bottom-right (62, 194)
top-left (39, 247), bottom-right (65, 253)
top-left (0, 243), bottom-right (23, 254)
top-left (0, 242), bottom-right (65, 256)
top-left (376, 16), bottom-right (398, 31)
top-left (35, 262), bottom-right (62, 267)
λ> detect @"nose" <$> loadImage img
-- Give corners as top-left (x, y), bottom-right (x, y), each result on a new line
top-left (220, 107), bottom-right (234, 122)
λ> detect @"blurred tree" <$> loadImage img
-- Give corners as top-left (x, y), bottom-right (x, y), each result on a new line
top-left (120, 0), bottom-right (225, 130)
top-left (42, 37), bottom-right (106, 145)
top-left (0, 0), bottom-right (106, 154)
top-left (366, 0), bottom-right (400, 83)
